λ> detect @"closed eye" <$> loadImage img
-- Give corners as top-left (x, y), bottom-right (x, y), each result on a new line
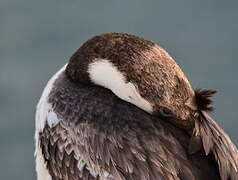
top-left (159, 107), bottom-right (173, 118)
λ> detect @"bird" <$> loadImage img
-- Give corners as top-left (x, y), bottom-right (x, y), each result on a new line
top-left (35, 33), bottom-right (238, 180)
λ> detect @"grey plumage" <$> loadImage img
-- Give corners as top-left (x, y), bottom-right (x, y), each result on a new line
top-left (39, 72), bottom-right (221, 180)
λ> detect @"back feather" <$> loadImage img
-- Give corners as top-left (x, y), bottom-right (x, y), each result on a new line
top-left (191, 89), bottom-right (238, 180)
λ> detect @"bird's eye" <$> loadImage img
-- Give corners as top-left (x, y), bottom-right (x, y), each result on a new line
top-left (159, 107), bottom-right (173, 117)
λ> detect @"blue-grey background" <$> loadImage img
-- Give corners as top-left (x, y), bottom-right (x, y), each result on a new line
top-left (0, 0), bottom-right (237, 179)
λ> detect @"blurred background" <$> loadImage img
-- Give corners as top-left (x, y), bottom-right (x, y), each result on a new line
top-left (0, 0), bottom-right (237, 179)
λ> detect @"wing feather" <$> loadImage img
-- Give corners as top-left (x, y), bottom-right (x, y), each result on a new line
top-left (193, 112), bottom-right (238, 180)
top-left (36, 72), bottom-right (221, 180)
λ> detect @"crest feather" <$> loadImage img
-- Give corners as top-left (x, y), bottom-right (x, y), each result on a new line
top-left (194, 89), bottom-right (217, 112)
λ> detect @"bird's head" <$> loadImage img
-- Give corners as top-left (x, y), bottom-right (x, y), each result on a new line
top-left (66, 33), bottom-right (216, 129)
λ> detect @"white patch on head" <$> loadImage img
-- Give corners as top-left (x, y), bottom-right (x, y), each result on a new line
top-left (88, 59), bottom-right (153, 113)
top-left (35, 146), bottom-right (52, 180)
top-left (35, 64), bottom-right (67, 153)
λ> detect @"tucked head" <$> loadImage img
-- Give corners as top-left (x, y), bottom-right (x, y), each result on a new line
top-left (66, 33), bottom-right (212, 126)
